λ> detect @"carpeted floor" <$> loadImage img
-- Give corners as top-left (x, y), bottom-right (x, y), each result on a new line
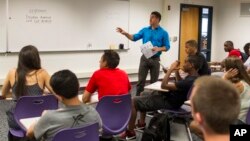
top-left (0, 100), bottom-right (14, 141)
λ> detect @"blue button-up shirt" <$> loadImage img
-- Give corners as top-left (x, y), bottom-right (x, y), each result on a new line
top-left (133, 26), bottom-right (170, 57)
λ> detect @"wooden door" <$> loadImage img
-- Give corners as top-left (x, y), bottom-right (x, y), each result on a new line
top-left (179, 6), bottom-right (199, 66)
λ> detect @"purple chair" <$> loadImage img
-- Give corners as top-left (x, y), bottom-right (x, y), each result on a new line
top-left (9, 95), bottom-right (58, 138)
top-left (96, 94), bottom-right (131, 136)
top-left (52, 122), bottom-right (99, 141)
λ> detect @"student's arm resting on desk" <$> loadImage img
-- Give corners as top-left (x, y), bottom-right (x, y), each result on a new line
top-left (26, 121), bottom-right (36, 139)
top-left (161, 61), bottom-right (180, 91)
top-left (82, 72), bottom-right (97, 103)
top-left (26, 111), bottom-right (47, 139)
top-left (27, 111), bottom-right (51, 140)
top-left (82, 90), bottom-right (92, 103)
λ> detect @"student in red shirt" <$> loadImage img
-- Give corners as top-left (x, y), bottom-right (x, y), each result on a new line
top-left (211, 40), bottom-right (243, 65)
top-left (82, 50), bottom-right (131, 103)
top-left (224, 40), bottom-right (242, 59)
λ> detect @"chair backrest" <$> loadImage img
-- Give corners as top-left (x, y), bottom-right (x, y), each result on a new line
top-left (96, 94), bottom-right (131, 135)
top-left (52, 122), bottom-right (99, 141)
top-left (187, 85), bottom-right (194, 100)
top-left (14, 95), bottom-right (58, 130)
top-left (246, 108), bottom-right (250, 124)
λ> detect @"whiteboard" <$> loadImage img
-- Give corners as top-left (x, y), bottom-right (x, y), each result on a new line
top-left (7, 0), bottom-right (129, 52)
top-left (0, 0), bottom-right (7, 52)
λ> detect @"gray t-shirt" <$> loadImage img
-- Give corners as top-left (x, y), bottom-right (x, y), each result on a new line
top-left (34, 104), bottom-right (102, 141)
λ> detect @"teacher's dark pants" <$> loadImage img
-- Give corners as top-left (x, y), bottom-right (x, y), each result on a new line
top-left (136, 55), bottom-right (160, 96)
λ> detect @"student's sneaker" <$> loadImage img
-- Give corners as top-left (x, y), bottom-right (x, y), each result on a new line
top-left (119, 130), bottom-right (136, 140)
top-left (135, 120), bottom-right (146, 130)
top-left (146, 111), bottom-right (155, 118)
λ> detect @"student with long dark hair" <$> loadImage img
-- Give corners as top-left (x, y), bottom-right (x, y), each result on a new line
top-left (222, 57), bottom-right (250, 122)
top-left (1, 45), bottom-right (53, 129)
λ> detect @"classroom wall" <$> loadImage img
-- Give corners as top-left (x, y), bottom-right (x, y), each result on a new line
top-left (214, 0), bottom-right (250, 61)
top-left (0, 0), bottom-right (7, 52)
top-left (162, 0), bottom-right (217, 62)
top-left (1, 0), bottom-right (249, 88)
top-left (0, 0), bottom-right (167, 87)
top-left (163, 0), bottom-right (250, 62)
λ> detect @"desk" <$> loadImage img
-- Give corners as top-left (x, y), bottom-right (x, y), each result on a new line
top-left (210, 65), bottom-right (223, 72)
top-left (20, 117), bottom-right (40, 130)
top-left (78, 92), bottom-right (98, 104)
top-left (144, 81), bottom-right (169, 92)
top-left (184, 100), bottom-right (191, 105)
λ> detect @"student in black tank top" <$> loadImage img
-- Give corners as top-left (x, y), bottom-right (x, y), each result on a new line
top-left (1, 45), bottom-right (53, 130)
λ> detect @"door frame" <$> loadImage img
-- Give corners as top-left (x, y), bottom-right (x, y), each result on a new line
top-left (179, 4), bottom-right (213, 61)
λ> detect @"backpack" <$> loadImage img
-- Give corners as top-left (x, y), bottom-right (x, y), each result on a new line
top-left (141, 113), bottom-right (171, 141)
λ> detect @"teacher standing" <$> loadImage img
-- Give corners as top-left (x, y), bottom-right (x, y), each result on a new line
top-left (117, 11), bottom-right (170, 96)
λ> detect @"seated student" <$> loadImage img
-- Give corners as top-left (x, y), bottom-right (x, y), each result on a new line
top-left (222, 57), bottom-right (250, 123)
top-left (243, 42), bottom-right (250, 58)
top-left (120, 55), bottom-right (200, 139)
top-left (191, 76), bottom-right (240, 141)
top-left (211, 40), bottom-right (243, 66)
top-left (190, 57), bottom-right (250, 140)
top-left (243, 42), bottom-right (250, 71)
top-left (26, 70), bottom-right (102, 141)
top-left (185, 39), bottom-right (210, 75)
top-left (82, 50), bottom-right (131, 103)
top-left (224, 40), bottom-right (242, 59)
top-left (1, 45), bottom-right (53, 130)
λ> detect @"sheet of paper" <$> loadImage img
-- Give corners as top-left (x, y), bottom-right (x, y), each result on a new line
top-left (140, 41), bottom-right (157, 59)
top-left (78, 92), bottom-right (98, 104)
top-left (20, 117), bottom-right (40, 130)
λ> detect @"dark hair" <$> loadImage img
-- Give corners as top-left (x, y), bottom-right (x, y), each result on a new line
top-left (225, 40), bottom-right (234, 48)
top-left (151, 11), bottom-right (161, 21)
top-left (186, 40), bottom-right (198, 49)
top-left (222, 57), bottom-right (250, 85)
top-left (50, 70), bottom-right (79, 99)
top-left (16, 45), bottom-right (41, 97)
top-left (243, 42), bottom-right (250, 56)
top-left (102, 50), bottom-right (120, 69)
top-left (192, 76), bottom-right (240, 134)
top-left (187, 55), bottom-right (201, 71)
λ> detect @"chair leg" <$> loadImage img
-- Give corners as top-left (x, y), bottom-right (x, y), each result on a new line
top-left (185, 122), bottom-right (193, 141)
top-left (8, 131), bottom-right (14, 141)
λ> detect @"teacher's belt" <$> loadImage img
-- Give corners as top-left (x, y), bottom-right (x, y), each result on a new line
top-left (150, 56), bottom-right (160, 59)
